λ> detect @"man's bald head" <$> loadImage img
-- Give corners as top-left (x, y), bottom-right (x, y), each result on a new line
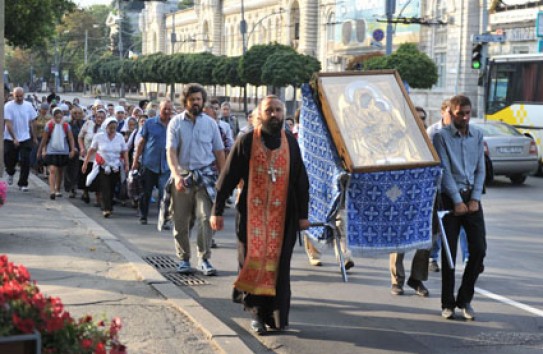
top-left (13, 87), bottom-right (25, 104)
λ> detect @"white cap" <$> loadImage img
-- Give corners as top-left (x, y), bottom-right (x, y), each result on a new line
top-left (60, 104), bottom-right (69, 111)
top-left (115, 105), bottom-right (125, 113)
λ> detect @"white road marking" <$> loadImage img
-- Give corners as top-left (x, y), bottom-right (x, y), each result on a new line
top-left (476, 287), bottom-right (543, 317)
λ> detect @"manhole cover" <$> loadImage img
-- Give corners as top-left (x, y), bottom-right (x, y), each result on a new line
top-left (163, 272), bottom-right (209, 286)
top-left (144, 255), bottom-right (178, 270)
top-left (144, 255), bottom-right (209, 286)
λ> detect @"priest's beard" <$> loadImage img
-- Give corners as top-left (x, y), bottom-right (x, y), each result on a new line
top-left (261, 118), bottom-right (283, 135)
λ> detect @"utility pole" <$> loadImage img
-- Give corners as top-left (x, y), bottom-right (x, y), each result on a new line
top-left (118, 0), bottom-right (125, 98)
top-left (479, 0), bottom-right (489, 118)
top-left (170, 12), bottom-right (176, 102)
top-left (385, 0), bottom-right (396, 55)
top-left (240, 0), bottom-right (248, 115)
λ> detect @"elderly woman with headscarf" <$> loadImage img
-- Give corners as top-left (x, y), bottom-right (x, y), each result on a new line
top-left (82, 117), bottom-right (129, 218)
top-left (78, 108), bottom-right (106, 205)
top-left (39, 107), bottom-right (77, 200)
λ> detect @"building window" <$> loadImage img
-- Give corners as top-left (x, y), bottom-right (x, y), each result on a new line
top-left (434, 52), bottom-right (446, 88)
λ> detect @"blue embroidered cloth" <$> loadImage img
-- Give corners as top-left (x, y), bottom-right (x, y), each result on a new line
top-left (299, 84), bottom-right (441, 254)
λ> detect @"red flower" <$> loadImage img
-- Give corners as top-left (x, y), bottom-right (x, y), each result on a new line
top-left (95, 342), bottom-right (106, 354)
top-left (12, 313), bottom-right (35, 333)
top-left (81, 338), bottom-right (93, 349)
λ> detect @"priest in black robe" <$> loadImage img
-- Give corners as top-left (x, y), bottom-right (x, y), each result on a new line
top-left (211, 95), bottom-right (310, 334)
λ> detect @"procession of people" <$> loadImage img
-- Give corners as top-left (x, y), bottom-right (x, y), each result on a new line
top-left (4, 85), bottom-right (487, 335)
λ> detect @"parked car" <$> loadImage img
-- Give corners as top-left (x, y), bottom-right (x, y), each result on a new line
top-left (470, 119), bottom-right (538, 185)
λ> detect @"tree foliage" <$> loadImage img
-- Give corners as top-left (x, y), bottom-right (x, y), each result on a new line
top-left (5, 0), bottom-right (76, 49)
top-left (261, 53), bottom-right (321, 89)
top-left (212, 56), bottom-right (244, 87)
top-left (239, 43), bottom-right (297, 87)
top-left (364, 43), bottom-right (438, 89)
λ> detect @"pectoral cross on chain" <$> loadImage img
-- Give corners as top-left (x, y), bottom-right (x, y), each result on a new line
top-left (268, 166), bottom-right (277, 183)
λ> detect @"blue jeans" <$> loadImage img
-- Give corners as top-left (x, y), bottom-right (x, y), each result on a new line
top-left (138, 167), bottom-right (170, 219)
top-left (431, 226), bottom-right (469, 263)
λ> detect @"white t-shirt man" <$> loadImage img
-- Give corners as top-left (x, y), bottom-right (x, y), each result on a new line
top-left (4, 100), bottom-right (36, 141)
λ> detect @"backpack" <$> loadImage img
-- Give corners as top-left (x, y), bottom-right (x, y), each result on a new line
top-left (46, 121), bottom-right (69, 137)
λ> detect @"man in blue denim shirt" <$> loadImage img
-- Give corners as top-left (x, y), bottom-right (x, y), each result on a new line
top-left (132, 99), bottom-right (172, 225)
top-left (433, 94), bottom-right (486, 321)
top-left (166, 84), bottom-right (225, 276)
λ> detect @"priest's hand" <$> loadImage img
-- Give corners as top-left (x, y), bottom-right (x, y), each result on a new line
top-left (210, 216), bottom-right (224, 231)
top-left (299, 219), bottom-right (310, 230)
top-left (454, 202), bottom-right (468, 216)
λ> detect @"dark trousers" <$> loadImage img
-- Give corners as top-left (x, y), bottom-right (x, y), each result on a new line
top-left (138, 167), bottom-right (170, 219)
top-left (64, 156), bottom-right (80, 192)
top-left (4, 139), bottom-right (33, 187)
top-left (440, 193), bottom-right (486, 309)
top-left (98, 169), bottom-right (120, 212)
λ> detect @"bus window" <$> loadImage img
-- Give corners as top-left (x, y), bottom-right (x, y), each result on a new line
top-left (487, 63), bottom-right (513, 113)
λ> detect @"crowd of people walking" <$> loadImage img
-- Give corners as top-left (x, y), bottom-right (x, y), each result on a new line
top-left (4, 84), bottom-right (486, 334)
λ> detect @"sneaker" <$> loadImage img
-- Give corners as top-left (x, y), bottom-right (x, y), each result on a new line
top-left (407, 278), bottom-right (429, 297)
top-left (50, 193), bottom-right (56, 200)
top-left (441, 308), bottom-right (455, 319)
top-left (250, 320), bottom-right (267, 335)
top-left (102, 210), bottom-right (111, 218)
top-left (459, 304), bottom-right (475, 320)
top-left (7, 175), bottom-right (13, 185)
top-left (391, 284), bottom-right (404, 295)
top-left (429, 260), bottom-right (440, 272)
top-left (198, 259), bottom-right (217, 276)
top-left (176, 261), bottom-right (192, 274)
top-left (19, 186), bottom-right (29, 192)
top-left (344, 259), bottom-right (355, 270)
top-left (139, 218), bottom-right (148, 225)
top-left (55, 192), bottom-right (62, 198)
top-left (309, 258), bottom-right (322, 267)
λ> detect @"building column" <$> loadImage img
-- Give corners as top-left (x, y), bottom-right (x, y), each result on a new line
top-left (299, 0), bottom-right (318, 56)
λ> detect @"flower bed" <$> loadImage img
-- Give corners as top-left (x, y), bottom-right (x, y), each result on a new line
top-left (0, 255), bottom-right (127, 354)
top-left (0, 181), bottom-right (7, 207)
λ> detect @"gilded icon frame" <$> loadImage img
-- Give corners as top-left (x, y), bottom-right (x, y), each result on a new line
top-left (317, 70), bottom-right (440, 172)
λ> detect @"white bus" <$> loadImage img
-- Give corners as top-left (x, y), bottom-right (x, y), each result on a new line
top-left (486, 54), bottom-right (543, 174)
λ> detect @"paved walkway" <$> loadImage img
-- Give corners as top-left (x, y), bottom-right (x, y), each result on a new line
top-left (0, 172), bottom-right (252, 354)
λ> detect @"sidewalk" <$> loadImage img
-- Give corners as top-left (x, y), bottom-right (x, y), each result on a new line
top-left (0, 173), bottom-right (252, 354)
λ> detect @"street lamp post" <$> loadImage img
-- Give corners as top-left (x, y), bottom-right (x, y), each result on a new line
top-left (118, 0), bottom-right (125, 98)
top-left (385, 0), bottom-right (395, 55)
top-left (240, 0), bottom-right (248, 115)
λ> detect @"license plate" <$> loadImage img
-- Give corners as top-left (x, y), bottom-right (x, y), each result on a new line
top-left (497, 146), bottom-right (523, 154)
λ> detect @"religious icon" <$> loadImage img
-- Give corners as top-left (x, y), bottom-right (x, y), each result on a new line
top-left (317, 70), bottom-right (439, 172)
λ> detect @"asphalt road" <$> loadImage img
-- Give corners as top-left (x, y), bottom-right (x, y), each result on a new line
top-left (57, 93), bottom-right (543, 353)
top-left (53, 171), bottom-right (543, 354)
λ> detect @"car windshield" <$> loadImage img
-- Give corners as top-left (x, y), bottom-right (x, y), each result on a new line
top-left (472, 122), bottom-right (521, 137)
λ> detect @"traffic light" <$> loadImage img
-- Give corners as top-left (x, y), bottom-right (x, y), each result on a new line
top-left (472, 43), bottom-right (483, 70)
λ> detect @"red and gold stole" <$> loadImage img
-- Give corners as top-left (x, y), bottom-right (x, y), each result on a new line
top-left (234, 127), bottom-right (290, 296)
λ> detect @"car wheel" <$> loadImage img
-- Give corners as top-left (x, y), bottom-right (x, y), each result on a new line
top-left (484, 156), bottom-right (494, 185)
top-left (510, 174), bottom-right (527, 185)
top-left (536, 162), bottom-right (543, 177)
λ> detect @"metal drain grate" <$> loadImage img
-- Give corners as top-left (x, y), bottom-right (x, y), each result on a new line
top-left (162, 271), bottom-right (209, 286)
top-left (143, 255), bottom-right (209, 286)
top-left (143, 255), bottom-right (179, 271)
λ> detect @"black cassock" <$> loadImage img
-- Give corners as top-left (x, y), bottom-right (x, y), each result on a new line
top-left (212, 128), bottom-right (309, 329)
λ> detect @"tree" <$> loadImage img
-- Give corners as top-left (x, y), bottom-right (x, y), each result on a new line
top-left (364, 43), bottom-right (438, 89)
top-left (5, 0), bottom-right (75, 49)
top-left (213, 56), bottom-right (244, 87)
top-left (239, 43), bottom-right (297, 87)
top-left (261, 53), bottom-right (321, 90)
